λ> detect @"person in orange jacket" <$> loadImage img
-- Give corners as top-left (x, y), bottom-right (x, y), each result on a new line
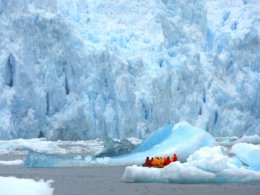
top-left (152, 157), bottom-right (160, 168)
top-left (159, 157), bottom-right (164, 168)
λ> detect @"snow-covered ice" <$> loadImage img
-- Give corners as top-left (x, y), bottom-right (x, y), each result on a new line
top-left (0, 159), bottom-right (23, 166)
top-left (24, 122), bottom-right (216, 167)
top-left (122, 146), bottom-right (260, 183)
top-left (0, 177), bottom-right (53, 195)
top-left (0, 138), bottom-right (104, 155)
top-left (232, 143), bottom-right (260, 171)
top-left (0, 138), bottom-right (66, 154)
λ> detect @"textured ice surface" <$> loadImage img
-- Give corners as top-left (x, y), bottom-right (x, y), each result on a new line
top-left (122, 146), bottom-right (260, 183)
top-left (0, 138), bottom-right (66, 154)
top-left (217, 135), bottom-right (260, 147)
top-left (232, 143), bottom-right (260, 171)
top-left (95, 138), bottom-right (137, 157)
top-left (0, 0), bottom-right (259, 139)
top-left (0, 176), bottom-right (53, 195)
top-left (24, 122), bottom-right (216, 167)
top-left (235, 135), bottom-right (260, 145)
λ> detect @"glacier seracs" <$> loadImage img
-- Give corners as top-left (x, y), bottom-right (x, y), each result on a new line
top-left (0, 0), bottom-right (259, 140)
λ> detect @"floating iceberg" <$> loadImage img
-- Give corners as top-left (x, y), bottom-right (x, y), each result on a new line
top-left (122, 146), bottom-right (260, 183)
top-left (24, 122), bottom-right (216, 167)
top-left (129, 122), bottom-right (216, 162)
top-left (0, 177), bottom-right (53, 195)
top-left (232, 143), bottom-right (260, 171)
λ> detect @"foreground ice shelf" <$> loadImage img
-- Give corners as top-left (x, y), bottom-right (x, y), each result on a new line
top-left (122, 146), bottom-right (260, 183)
top-left (0, 176), bottom-right (53, 195)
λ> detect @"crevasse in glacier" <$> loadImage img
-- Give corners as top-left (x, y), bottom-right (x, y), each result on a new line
top-left (0, 0), bottom-right (259, 140)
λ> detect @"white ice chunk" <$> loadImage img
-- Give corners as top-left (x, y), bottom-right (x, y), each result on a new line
top-left (0, 138), bottom-right (66, 154)
top-left (0, 177), bottom-right (53, 195)
top-left (0, 160), bottom-right (23, 166)
top-left (187, 146), bottom-right (229, 172)
top-left (122, 146), bottom-right (260, 183)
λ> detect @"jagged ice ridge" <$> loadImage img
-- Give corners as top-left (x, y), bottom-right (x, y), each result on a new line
top-left (0, 0), bottom-right (259, 140)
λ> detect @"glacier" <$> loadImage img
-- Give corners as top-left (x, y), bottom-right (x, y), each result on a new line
top-left (0, 0), bottom-right (259, 140)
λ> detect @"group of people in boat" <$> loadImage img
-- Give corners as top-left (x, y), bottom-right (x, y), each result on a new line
top-left (142, 153), bottom-right (178, 168)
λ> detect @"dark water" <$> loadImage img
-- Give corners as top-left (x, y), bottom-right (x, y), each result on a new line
top-left (0, 165), bottom-right (260, 195)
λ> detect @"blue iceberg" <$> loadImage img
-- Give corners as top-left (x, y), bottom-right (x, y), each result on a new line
top-left (24, 122), bottom-right (216, 167)
top-left (232, 143), bottom-right (260, 171)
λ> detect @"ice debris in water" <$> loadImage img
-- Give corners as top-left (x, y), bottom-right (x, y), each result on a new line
top-left (0, 138), bottom-right (105, 156)
top-left (24, 122), bottom-right (216, 167)
top-left (217, 135), bottom-right (260, 147)
top-left (0, 138), bottom-right (66, 154)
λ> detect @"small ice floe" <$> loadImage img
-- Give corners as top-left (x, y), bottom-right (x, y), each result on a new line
top-left (0, 176), bottom-right (53, 195)
top-left (122, 146), bottom-right (260, 183)
top-left (0, 160), bottom-right (23, 166)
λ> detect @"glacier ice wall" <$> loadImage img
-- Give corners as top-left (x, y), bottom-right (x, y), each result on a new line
top-left (0, 0), bottom-right (259, 140)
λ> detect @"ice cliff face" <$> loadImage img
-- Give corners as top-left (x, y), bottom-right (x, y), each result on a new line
top-left (0, 0), bottom-right (259, 140)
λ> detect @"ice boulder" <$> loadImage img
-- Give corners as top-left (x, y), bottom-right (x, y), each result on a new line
top-left (122, 163), bottom-right (216, 183)
top-left (186, 146), bottom-right (244, 171)
top-left (25, 122), bottom-right (216, 167)
top-left (95, 138), bottom-right (137, 157)
top-left (122, 146), bottom-right (260, 183)
top-left (0, 176), bottom-right (53, 195)
top-left (232, 143), bottom-right (260, 171)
